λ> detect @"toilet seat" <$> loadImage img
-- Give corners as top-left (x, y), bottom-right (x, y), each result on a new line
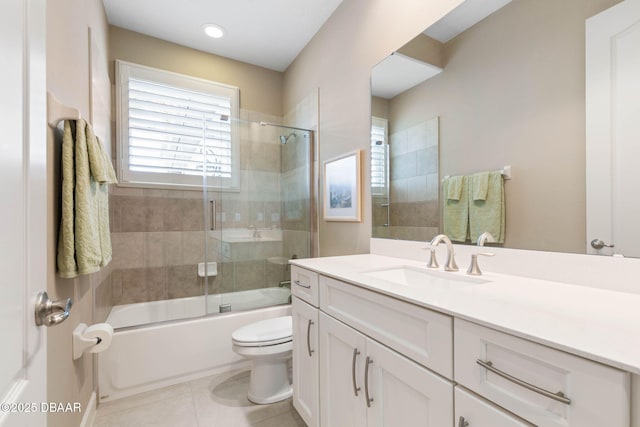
top-left (231, 316), bottom-right (292, 347)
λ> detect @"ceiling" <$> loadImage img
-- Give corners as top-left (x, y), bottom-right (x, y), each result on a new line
top-left (102, 0), bottom-right (344, 72)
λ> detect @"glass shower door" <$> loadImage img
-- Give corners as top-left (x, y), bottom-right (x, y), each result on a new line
top-left (204, 119), bottom-right (314, 315)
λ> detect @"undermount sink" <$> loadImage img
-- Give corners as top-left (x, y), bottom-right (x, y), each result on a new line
top-left (361, 265), bottom-right (490, 288)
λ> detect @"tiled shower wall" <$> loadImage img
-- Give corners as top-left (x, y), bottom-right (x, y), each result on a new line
top-left (105, 109), bottom-right (293, 308)
top-left (373, 117), bottom-right (440, 242)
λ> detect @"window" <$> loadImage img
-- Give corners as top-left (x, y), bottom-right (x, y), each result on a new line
top-left (116, 61), bottom-right (240, 189)
top-left (371, 117), bottom-right (389, 196)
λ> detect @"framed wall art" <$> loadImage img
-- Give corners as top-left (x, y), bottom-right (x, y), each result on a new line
top-left (323, 150), bottom-right (362, 222)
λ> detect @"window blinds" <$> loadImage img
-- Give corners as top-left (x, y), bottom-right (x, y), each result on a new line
top-left (371, 117), bottom-right (388, 195)
top-left (117, 61), bottom-right (240, 189)
top-left (128, 78), bottom-right (232, 178)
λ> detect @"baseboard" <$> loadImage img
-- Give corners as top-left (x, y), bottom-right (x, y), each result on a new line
top-left (79, 392), bottom-right (96, 427)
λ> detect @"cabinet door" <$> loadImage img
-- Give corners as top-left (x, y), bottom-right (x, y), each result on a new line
top-left (319, 313), bottom-right (367, 427)
top-left (293, 296), bottom-right (319, 427)
top-left (455, 387), bottom-right (533, 427)
top-left (365, 338), bottom-right (453, 427)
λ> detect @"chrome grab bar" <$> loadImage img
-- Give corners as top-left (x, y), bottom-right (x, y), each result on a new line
top-left (294, 280), bottom-right (311, 289)
top-left (307, 320), bottom-right (315, 357)
top-left (352, 348), bottom-right (361, 396)
top-left (365, 357), bottom-right (374, 407)
top-left (476, 359), bottom-right (571, 405)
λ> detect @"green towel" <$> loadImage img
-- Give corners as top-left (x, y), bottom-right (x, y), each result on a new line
top-left (447, 175), bottom-right (464, 200)
top-left (470, 172), bottom-right (490, 201)
top-left (469, 171), bottom-right (505, 243)
top-left (443, 176), bottom-right (469, 242)
top-left (57, 119), bottom-right (118, 278)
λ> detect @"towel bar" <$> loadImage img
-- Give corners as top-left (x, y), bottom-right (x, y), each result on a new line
top-left (442, 165), bottom-right (511, 182)
top-left (47, 91), bottom-right (81, 128)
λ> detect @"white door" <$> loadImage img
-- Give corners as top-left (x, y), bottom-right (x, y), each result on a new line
top-left (586, 0), bottom-right (640, 256)
top-left (319, 313), bottom-right (367, 427)
top-left (365, 339), bottom-right (453, 427)
top-left (0, 0), bottom-right (47, 426)
top-left (292, 297), bottom-right (320, 427)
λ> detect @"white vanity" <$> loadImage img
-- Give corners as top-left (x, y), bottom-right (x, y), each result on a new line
top-left (290, 247), bottom-right (640, 427)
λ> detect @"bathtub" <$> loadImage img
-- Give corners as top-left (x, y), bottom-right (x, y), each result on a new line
top-left (98, 287), bottom-right (291, 402)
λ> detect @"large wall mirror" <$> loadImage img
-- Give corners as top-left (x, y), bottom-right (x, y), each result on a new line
top-left (370, 0), bottom-right (640, 256)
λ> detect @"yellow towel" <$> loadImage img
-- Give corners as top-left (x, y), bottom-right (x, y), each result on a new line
top-left (443, 176), bottom-right (469, 242)
top-left (57, 120), bottom-right (117, 278)
top-left (470, 172), bottom-right (490, 201)
top-left (469, 171), bottom-right (505, 243)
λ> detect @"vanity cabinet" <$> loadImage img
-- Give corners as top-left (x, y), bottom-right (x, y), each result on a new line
top-left (291, 264), bottom-right (632, 427)
top-left (291, 266), bottom-right (320, 427)
top-left (319, 312), bottom-right (453, 427)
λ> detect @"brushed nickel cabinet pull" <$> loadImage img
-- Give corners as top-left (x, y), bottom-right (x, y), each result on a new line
top-left (476, 359), bottom-right (571, 405)
top-left (352, 348), bottom-right (361, 396)
top-left (364, 357), bottom-right (374, 407)
top-left (307, 319), bottom-right (315, 357)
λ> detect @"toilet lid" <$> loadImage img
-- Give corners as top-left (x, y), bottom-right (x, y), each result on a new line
top-left (232, 316), bottom-right (292, 347)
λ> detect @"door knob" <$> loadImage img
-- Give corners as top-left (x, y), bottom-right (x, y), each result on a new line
top-left (590, 239), bottom-right (614, 250)
top-left (35, 291), bottom-right (72, 327)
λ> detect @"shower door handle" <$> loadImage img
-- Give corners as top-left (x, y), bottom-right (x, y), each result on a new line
top-left (209, 200), bottom-right (216, 231)
top-left (306, 319), bottom-right (315, 357)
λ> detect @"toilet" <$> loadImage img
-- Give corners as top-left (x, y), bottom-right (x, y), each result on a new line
top-left (231, 316), bottom-right (293, 404)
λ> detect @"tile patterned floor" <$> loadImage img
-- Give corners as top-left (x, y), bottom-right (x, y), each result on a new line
top-left (94, 370), bottom-right (306, 427)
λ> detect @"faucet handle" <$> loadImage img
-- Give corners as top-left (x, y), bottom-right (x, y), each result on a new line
top-left (467, 252), bottom-right (495, 276)
top-left (421, 247), bottom-right (439, 269)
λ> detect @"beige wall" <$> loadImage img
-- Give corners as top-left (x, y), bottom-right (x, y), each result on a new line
top-left (283, 0), bottom-right (464, 256)
top-left (46, 1), bottom-right (111, 426)
top-left (389, 0), bottom-right (620, 253)
top-left (109, 26), bottom-right (284, 117)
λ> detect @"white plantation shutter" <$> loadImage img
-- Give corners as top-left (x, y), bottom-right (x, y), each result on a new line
top-left (117, 61), bottom-right (240, 189)
top-left (371, 117), bottom-right (388, 196)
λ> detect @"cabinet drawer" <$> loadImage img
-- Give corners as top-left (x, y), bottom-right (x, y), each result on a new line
top-left (455, 387), bottom-right (533, 426)
top-left (291, 266), bottom-right (319, 307)
top-left (454, 319), bottom-right (630, 427)
top-left (320, 275), bottom-right (453, 379)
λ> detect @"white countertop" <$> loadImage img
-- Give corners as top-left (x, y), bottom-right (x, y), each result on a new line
top-left (291, 254), bottom-right (640, 374)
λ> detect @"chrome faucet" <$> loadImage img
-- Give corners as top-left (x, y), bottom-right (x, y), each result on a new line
top-left (248, 225), bottom-right (261, 239)
top-left (429, 234), bottom-right (459, 271)
top-left (477, 231), bottom-right (496, 246)
top-left (467, 232), bottom-right (496, 276)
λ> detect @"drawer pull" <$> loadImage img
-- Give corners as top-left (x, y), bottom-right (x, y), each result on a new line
top-left (352, 348), bottom-right (361, 396)
top-left (458, 416), bottom-right (469, 427)
top-left (476, 359), bottom-right (571, 405)
top-left (307, 320), bottom-right (315, 357)
top-left (294, 280), bottom-right (311, 289)
top-left (365, 357), bottom-right (374, 407)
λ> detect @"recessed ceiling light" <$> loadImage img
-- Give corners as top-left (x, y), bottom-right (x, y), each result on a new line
top-left (202, 24), bottom-right (225, 39)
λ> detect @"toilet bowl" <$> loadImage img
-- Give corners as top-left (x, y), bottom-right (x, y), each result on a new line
top-left (231, 316), bottom-right (293, 404)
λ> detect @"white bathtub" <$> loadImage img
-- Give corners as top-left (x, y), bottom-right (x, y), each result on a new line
top-left (98, 288), bottom-right (291, 402)
top-left (107, 287), bottom-right (291, 329)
